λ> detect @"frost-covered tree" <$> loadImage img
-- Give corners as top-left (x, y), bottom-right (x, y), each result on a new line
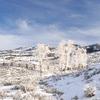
top-left (36, 44), bottom-right (50, 75)
top-left (58, 40), bottom-right (87, 71)
top-left (57, 40), bottom-right (74, 71)
top-left (77, 48), bottom-right (87, 69)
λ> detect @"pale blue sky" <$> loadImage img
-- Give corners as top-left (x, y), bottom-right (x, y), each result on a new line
top-left (0, 0), bottom-right (100, 49)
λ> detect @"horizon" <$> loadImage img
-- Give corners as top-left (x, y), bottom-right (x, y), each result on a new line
top-left (1, 40), bottom-right (99, 51)
top-left (0, 0), bottom-right (100, 49)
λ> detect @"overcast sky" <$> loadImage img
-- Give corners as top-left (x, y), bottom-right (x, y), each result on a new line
top-left (0, 0), bottom-right (100, 49)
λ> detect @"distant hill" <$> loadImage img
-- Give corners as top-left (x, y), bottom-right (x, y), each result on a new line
top-left (84, 44), bottom-right (100, 53)
top-left (0, 43), bottom-right (100, 54)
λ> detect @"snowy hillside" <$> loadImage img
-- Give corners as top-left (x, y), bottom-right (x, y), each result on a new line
top-left (0, 44), bottom-right (100, 100)
top-left (38, 51), bottom-right (100, 100)
top-left (39, 63), bottom-right (100, 100)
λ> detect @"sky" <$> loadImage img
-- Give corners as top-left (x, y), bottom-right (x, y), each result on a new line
top-left (0, 0), bottom-right (100, 49)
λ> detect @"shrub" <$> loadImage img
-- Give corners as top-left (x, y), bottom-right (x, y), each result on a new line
top-left (84, 84), bottom-right (96, 97)
top-left (71, 96), bottom-right (79, 100)
top-left (3, 82), bottom-right (12, 86)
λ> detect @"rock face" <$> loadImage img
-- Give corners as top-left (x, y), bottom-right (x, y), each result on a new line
top-left (36, 41), bottom-right (87, 73)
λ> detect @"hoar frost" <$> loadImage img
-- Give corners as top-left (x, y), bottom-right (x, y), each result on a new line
top-left (36, 40), bottom-right (87, 74)
top-left (84, 84), bottom-right (96, 97)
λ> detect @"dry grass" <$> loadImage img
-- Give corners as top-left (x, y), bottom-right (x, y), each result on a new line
top-left (0, 65), bottom-right (57, 100)
top-left (0, 63), bottom-right (83, 100)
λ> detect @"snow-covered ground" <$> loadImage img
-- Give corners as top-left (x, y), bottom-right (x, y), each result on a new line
top-left (0, 46), bottom-right (100, 100)
top-left (40, 63), bottom-right (100, 100)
